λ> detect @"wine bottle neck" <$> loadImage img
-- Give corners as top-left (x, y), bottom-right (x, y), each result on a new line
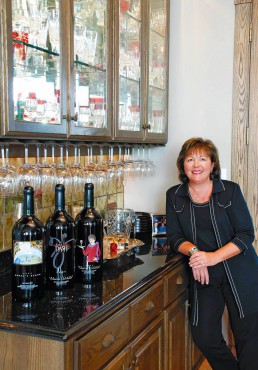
top-left (84, 184), bottom-right (94, 209)
top-left (23, 192), bottom-right (34, 216)
top-left (55, 184), bottom-right (65, 211)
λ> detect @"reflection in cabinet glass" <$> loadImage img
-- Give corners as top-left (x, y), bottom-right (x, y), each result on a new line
top-left (119, 0), bottom-right (141, 132)
top-left (12, 0), bottom-right (62, 126)
top-left (74, 0), bottom-right (108, 130)
top-left (148, 0), bottom-right (167, 134)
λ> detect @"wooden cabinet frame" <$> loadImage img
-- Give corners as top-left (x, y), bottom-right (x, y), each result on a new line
top-left (232, 0), bottom-right (258, 252)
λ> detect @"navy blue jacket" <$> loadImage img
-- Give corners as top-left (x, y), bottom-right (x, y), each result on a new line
top-left (166, 179), bottom-right (258, 320)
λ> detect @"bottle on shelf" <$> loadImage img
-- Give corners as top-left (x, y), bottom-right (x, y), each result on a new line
top-left (12, 186), bottom-right (44, 302)
top-left (75, 183), bottom-right (103, 284)
top-left (44, 184), bottom-right (75, 290)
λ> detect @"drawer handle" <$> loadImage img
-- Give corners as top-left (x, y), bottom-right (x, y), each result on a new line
top-left (102, 333), bottom-right (115, 348)
top-left (176, 274), bottom-right (183, 285)
top-left (145, 300), bottom-right (155, 312)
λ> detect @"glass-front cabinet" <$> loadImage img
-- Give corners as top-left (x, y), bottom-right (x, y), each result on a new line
top-left (116, 0), bottom-right (169, 142)
top-left (0, 0), bottom-right (169, 143)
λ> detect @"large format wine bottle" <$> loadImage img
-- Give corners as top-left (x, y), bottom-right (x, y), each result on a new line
top-left (75, 183), bottom-right (103, 284)
top-left (12, 186), bottom-right (44, 302)
top-left (45, 184), bottom-right (75, 290)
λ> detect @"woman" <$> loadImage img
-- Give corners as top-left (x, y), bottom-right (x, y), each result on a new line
top-left (166, 138), bottom-right (258, 370)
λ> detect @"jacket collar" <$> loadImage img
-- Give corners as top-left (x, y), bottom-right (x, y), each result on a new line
top-left (175, 178), bottom-right (225, 197)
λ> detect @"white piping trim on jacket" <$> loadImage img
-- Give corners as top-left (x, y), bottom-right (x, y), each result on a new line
top-left (209, 197), bottom-right (245, 319)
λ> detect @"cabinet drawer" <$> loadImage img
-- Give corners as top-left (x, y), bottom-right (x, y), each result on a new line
top-left (131, 281), bottom-right (163, 337)
top-left (164, 263), bottom-right (189, 307)
top-left (75, 307), bottom-right (130, 370)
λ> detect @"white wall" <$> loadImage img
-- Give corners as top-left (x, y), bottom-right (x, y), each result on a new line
top-left (124, 0), bottom-right (235, 214)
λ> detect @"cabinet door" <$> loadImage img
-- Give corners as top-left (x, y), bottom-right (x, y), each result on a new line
top-left (2, 0), bottom-right (67, 137)
top-left (102, 347), bottom-right (130, 370)
top-left (165, 291), bottom-right (189, 370)
top-left (130, 315), bottom-right (164, 370)
top-left (145, 0), bottom-right (169, 143)
top-left (69, 0), bottom-right (112, 139)
top-left (114, 0), bottom-right (169, 143)
top-left (114, 0), bottom-right (143, 141)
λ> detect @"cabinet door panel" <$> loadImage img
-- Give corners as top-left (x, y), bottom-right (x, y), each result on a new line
top-left (165, 292), bottom-right (189, 370)
top-left (130, 315), bottom-right (164, 370)
top-left (102, 347), bottom-right (130, 370)
top-left (70, 0), bottom-right (112, 139)
top-left (145, 0), bottom-right (169, 143)
top-left (115, 0), bottom-right (143, 140)
top-left (5, 0), bottom-right (67, 137)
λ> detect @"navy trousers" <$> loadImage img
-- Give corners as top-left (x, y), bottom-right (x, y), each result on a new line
top-left (191, 274), bottom-right (258, 370)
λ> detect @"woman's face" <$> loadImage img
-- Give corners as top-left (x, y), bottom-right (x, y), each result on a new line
top-left (184, 150), bottom-right (214, 185)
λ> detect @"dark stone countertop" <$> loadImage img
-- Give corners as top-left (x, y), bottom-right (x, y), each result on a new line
top-left (0, 245), bottom-right (184, 341)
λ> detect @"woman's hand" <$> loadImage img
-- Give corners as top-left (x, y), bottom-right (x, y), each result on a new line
top-left (191, 266), bottom-right (209, 285)
top-left (189, 251), bottom-right (219, 268)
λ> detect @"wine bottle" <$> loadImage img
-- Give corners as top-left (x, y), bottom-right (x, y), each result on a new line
top-left (45, 184), bottom-right (75, 290)
top-left (12, 186), bottom-right (44, 302)
top-left (75, 183), bottom-right (103, 284)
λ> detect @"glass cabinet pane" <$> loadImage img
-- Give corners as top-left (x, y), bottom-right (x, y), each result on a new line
top-left (148, 0), bottom-right (167, 134)
top-left (11, 0), bottom-right (61, 126)
top-left (73, 0), bottom-right (108, 129)
top-left (118, 0), bottom-right (141, 132)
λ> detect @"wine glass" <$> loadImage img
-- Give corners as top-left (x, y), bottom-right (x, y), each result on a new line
top-left (95, 145), bottom-right (108, 196)
top-left (83, 145), bottom-right (97, 188)
top-left (114, 145), bottom-right (125, 190)
top-left (36, 144), bottom-right (56, 207)
top-left (146, 145), bottom-right (155, 176)
top-left (17, 144), bottom-right (40, 197)
top-left (122, 145), bottom-right (135, 182)
top-left (55, 144), bottom-right (72, 202)
top-left (70, 145), bottom-right (85, 202)
top-left (0, 145), bottom-right (17, 197)
top-left (106, 145), bottom-right (119, 192)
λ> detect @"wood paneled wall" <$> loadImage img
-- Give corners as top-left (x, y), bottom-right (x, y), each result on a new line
top-left (232, 0), bottom-right (258, 252)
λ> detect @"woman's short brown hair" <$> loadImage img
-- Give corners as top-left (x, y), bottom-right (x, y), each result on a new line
top-left (177, 137), bottom-right (221, 183)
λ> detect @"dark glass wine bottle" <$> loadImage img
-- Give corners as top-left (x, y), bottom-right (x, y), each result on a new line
top-left (75, 183), bottom-right (103, 284)
top-left (12, 186), bottom-right (44, 302)
top-left (45, 184), bottom-right (75, 290)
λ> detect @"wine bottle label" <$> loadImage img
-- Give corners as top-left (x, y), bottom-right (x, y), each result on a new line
top-left (77, 234), bottom-right (102, 264)
top-left (13, 240), bottom-right (43, 265)
top-left (47, 233), bottom-right (75, 287)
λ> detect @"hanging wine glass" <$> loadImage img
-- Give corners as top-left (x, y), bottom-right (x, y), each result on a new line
top-left (0, 145), bottom-right (17, 197)
top-left (36, 144), bottom-right (56, 207)
top-left (114, 145), bottom-right (125, 190)
top-left (70, 144), bottom-right (85, 202)
top-left (133, 145), bottom-right (147, 177)
top-left (95, 145), bottom-right (108, 196)
top-left (17, 144), bottom-right (40, 197)
top-left (5, 145), bottom-right (16, 172)
top-left (55, 144), bottom-right (72, 202)
top-left (146, 145), bottom-right (155, 176)
top-left (106, 145), bottom-right (118, 193)
top-left (122, 145), bottom-right (135, 182)
top-left (83, 145), bottom-right (97, 187)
